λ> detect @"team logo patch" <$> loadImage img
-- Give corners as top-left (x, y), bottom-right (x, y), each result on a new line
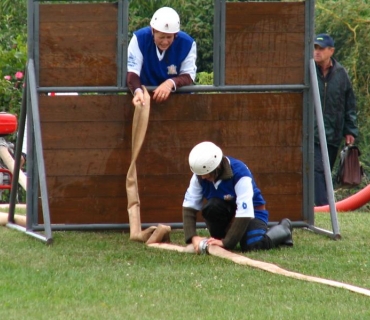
top-left (167, 64), bottom-right (178, 75)
top-left (242, 202), bottom-right (247, 209)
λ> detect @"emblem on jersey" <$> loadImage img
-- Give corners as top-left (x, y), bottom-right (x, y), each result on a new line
top-left (167, 64), bottom-right (178, 75)
top-left (224, 194), bottom-right (234, 201)
top-left (242, 202), bottom-right (247, 209)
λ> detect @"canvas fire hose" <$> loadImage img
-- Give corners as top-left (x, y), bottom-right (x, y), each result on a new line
top-left (126, 88), bottom-right (370, 297)
top-left (126, 86), bottom-right (171, 244)
top-left (148, 242), bottom-right (370, 297)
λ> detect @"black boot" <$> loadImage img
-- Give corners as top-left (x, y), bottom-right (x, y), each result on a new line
top-left (266, 219), bottom-right (293, 249)
top-left (278, 218), bottom-right (293, 246)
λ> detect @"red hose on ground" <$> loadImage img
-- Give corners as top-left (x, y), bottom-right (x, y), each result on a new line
top-left (314, 184), bottom-right (370, 212)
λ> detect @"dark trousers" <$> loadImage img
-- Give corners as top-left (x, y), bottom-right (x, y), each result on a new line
top-left (201, 198), bottom-right (269, 251)
top-left (201, 198), bottom-right (235, 239)
top-left (314, 143), bottom-right (340, 206)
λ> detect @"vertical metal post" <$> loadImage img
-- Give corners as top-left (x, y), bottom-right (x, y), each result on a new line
top-left (27, 59), bottom-right (53, 242)
top-left (303, 0), bottom-right (316, 224)
top-left (117, 0), bottom-right (126, 88)
top-left (309, 59), bottom-right (341, 238)
top-left (213, 0), bottom-right (221, 86)
top-left (219, 0), bottom-right (226, 86)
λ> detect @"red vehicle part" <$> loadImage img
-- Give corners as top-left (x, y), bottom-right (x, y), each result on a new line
top-left (0, 168), bottom-right (12, 190)
top-left (0, 112), bottom-right (18, 135)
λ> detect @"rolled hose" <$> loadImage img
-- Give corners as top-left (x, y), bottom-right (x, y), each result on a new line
top-left (314, 184), bottom-right (370, 212)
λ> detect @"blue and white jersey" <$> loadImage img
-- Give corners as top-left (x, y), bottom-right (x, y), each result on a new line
top-left (183, 157), bottom-right (268, 223)
top-left (127, 26), bottom-right (197, 86)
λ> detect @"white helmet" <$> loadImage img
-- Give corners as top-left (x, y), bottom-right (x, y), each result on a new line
top-left (189, 142), bottom-right (223, 175)
top-left (150, 7), bottom-right (180, 34)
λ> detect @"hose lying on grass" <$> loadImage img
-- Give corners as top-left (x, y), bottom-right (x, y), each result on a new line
top-left (0, 211), bottom-right (26, 227)
top-left (148, 242), bottom-right (370, 298)
top-left (124, 84), bottom-right (370, 297)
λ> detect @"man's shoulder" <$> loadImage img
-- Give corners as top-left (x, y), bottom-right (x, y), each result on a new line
top-left (134, 26), bottom-right (151, 37)
top-left (228, 157), bottom-right (251, 175)
top-left (331, 58), bottom-right (347, 73)
top-left (177, 31), bottom-right (195, 43)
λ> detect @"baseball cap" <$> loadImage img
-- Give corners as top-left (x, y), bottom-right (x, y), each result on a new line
top-left (314, 34), bottom-right (335, 48)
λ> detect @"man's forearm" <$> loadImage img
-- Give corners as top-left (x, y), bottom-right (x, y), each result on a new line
top-left (222, 218), bottom-right (251, 250)
top-left (127, 72), bottom-right (142, 94)
top-left (182, 207), bottom-right (198, 244)
top-left (170, 74), bottom-right (193, 90)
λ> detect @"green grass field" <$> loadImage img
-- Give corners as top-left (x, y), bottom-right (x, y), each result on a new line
top-left (1, 212), bottom-right (369, 320)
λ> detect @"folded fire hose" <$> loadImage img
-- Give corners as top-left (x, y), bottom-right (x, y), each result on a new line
top-left (126, 86), bottom-right (170, 244)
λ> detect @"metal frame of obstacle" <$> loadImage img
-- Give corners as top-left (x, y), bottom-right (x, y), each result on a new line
top-left (6, 0), bottom-right (341, 243)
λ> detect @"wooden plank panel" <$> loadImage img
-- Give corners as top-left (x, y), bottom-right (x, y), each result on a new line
top-left (40, 22), bottom-right (117, 37)
top-left (39, 95), bottom-right (132, 122)
top-left (43, 149), bottom-right (129, 176)
top-left (41, 122), bottom-right (128, 149)
top-left (40, 52), bottom-right (117, 69)
top-left (39, 93), bottom-right (303, 122)
top-left (46, 176), bottom-right (126, 198)
top-left (40, 119), bottom-right (302, 150)
top-left (226, 13), bottom-right (305, 33)
top-left (263, 194), bottom-right (303, 221)
top-left (39, 3), bottom-right (117, 87)
top-left (43, 146), bottom-right (302, 177)
top-left (225, 2), bottom-right (305, 85)
top-left (227, 2), bottom-right (304, 16)
top-left (45, 171), bottom-right (302, 199)
top-left (39, 3), bottom-right (119, 22)
top-left (225, 32), bottom-right (304, 52)
top-left (225, 51), bottom-right (303, 68)
top-left (39, 35), bottom-right (117, 55)
top-left (225, 67), bottom-right (304, 85)
top-left (226, 2), bottom-right (305, 31)
top-left (149, 93), bottom-right (303, 121)
top-left (38, 92), bottom-right (304, 224)
top-left (41, 193), bottom-right (303, 225)
top-left (40, 68), bottom-right (116, 87)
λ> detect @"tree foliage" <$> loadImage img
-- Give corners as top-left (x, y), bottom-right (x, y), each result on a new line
top-left (0, 0), bottom-right (27, 114)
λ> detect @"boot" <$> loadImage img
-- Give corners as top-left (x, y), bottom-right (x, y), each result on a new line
top-left (278, 218), bottom-right (293, 246)
top-left (266, 218), bottom-right (293, 249)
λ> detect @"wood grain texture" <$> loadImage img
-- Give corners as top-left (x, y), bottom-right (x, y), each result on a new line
top-left (37, 93), bottom-right (304, 225)
top-left (38, 3), bottom-right (118, 87)
top-left (225, 2), bottom-right (305, 85)
top-left (35, 2), bottom-right (307, 226)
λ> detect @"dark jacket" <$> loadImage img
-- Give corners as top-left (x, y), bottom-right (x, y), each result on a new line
top-left (315, 58), bottom-right (358, 147)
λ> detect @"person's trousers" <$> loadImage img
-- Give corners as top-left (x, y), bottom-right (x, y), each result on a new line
top-left (201, 198), bottom-right (269, 251)
top-left (314, 143), bottom-right (340, 206)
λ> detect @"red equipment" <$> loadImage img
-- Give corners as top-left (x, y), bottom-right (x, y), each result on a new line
top-left (0, 112), bottom-right (18, 192)
top-left (0, 112), bottom-right (17, 135)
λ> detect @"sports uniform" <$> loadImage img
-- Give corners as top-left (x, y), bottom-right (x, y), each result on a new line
top-left (127, 27), bottom-right (196, 88)
top-left (126, 7), bottom-right (197, 97)
top-left (182, 142), bottom-right (293, 252)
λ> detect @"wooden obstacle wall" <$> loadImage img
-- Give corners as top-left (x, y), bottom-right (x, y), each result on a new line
top-left (36, 2), bottom-right (305, 226)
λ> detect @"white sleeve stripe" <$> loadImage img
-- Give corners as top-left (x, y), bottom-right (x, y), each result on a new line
top-left (235, 176), bottom-right (255, 218)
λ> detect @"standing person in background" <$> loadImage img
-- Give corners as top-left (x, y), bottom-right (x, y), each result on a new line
top-left (127, 7), bottom-right (197, 106)
top-left (313, 33), bottom-right (358, 206)
top-left (182, 141), bottom-right (293, 254)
